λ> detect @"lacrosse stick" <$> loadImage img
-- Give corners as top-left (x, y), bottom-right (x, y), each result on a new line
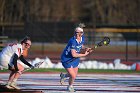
top-left (66, 37), bottom-right (110, 64)
top-left (91, 36), bottom-right (110, 49)
top-left (23, 61), bottom-right (44, 72)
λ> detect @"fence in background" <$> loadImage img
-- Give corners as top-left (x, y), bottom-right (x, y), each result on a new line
top-left (84, 28), bottom-right (140, 62)
top-left (0, 36), bottom-right (8, 51)
top-left (0, 22), bottom-right (140, 63)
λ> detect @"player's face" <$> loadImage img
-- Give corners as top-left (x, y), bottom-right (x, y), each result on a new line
top-left (23, 40), bottom-right (31, 50)
top-left (75, 30), bottom-right (83, 38)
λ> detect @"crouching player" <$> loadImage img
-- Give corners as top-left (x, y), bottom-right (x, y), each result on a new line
top-left (0, 36), bottom-right (34, 89)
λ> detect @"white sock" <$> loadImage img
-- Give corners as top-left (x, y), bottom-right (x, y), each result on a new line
top-left (12, 79), bottom-right (17, 83)
top-left (7, 81), bottom-right (11, 85)
top-left (69, 85), bottom-right (73, 87)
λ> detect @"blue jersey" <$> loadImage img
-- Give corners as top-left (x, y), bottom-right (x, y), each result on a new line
top-left (61, 36), bottom-right (85, 63)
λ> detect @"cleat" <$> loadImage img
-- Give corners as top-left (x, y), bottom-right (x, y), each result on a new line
top-left (5, 84), bottom-right (14, 89)
top-left (67, 86), bottom-right (76, 92)
top-left (5, 82), bottom-right (14, 89)
top-left (60, 73), bottom-right (66, 85)
top-left (10, 82), bottom-right (20, 90)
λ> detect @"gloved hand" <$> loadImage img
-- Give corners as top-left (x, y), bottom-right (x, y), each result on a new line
top-left (30, 65), bottom-right (35, 69)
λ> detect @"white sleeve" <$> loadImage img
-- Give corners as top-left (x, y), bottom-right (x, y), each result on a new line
top-left (15, 48), bottom-right (22, 57)
top-left (15, 44), bottom-right (23, 57)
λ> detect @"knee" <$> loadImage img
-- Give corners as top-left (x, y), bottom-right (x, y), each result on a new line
top-left (17, 68), bottom-right (24, 74)
top-left (17, 64), bottom-right (24, 71)
top-left (19, 67), bottom-right (24, 72)
top-left (70, 74), bottom-right (76, 79)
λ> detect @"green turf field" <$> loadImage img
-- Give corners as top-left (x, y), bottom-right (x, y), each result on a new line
top-left (0, 68), bottom-right (139, 74)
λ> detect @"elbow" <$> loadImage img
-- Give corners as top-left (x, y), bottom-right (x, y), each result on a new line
top-left (71, 50), bottom-right (79, 58)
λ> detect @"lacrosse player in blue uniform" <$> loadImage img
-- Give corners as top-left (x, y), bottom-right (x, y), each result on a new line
top-left (60, 23), bottom-right (92, 92)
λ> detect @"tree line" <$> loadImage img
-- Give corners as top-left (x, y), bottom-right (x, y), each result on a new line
top-left (0, 0), bottom-right (139, 26)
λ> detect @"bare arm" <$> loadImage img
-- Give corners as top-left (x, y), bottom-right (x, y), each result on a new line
top-left (71, 49), bottom-right (89, 58)
top-left (80, 45), bottom-right (93, 54)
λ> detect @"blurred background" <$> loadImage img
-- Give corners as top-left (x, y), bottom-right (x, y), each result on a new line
top-left (0, 0), bottom-right (140, 67)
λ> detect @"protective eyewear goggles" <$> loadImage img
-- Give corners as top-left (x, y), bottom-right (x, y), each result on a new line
top-left (25, 43), bottom-right (31, 46)
top-left (75, 32), bottom-right (84, 34)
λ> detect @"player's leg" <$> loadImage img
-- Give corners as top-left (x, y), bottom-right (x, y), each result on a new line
top-left (66, 60), bottom-right (79, 92)
top-left (6, 71), bottom-right (16, 89)
top-left (60, 61), bottom-right (77, 85)
top-left (68, 60), bottom-right (79, 85)
top-left (11, 63), bottom-right (24, 89)
top-left (67, 68), bottom-right (77, 85)
top-left (6, 65), bottom-right (16, 89)
top-left (60, 72), bottom-right (71, 85)
top-left (6, 63), bottom-right (24, 89)
top-left (60, 62), bottom-right (71, 85)
top-left (66, 67), bottom-right (78, 92)
top-left (8, 71), bottom-right (16, 83)
top-left (13, 62), bottom-right (24, 79)
top-left (60, 60), bottom-right (79, 92)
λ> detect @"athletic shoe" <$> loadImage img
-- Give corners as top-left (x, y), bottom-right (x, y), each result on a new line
top-left (5, 84), bottom-right (14, 89)
top-left (5, 82), bottom-right (14, 89)
top-left (10, 82), bottom-right (20, 90)
top-left (67, 85), bottom-right (76, 92)
top-left (60, 73), bottom-right (66, 85)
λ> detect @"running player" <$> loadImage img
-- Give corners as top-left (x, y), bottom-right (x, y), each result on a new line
top-left (0, 36), bottom-right (34, 89)
top-left (60, 23), bottom-right (92, 92)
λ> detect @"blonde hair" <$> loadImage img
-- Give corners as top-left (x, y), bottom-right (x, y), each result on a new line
top-left (75, 23), bottom-right (85, 32)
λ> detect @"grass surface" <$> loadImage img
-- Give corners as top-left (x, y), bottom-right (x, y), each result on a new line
top-left (0, 68), bottom-right (139, 74)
